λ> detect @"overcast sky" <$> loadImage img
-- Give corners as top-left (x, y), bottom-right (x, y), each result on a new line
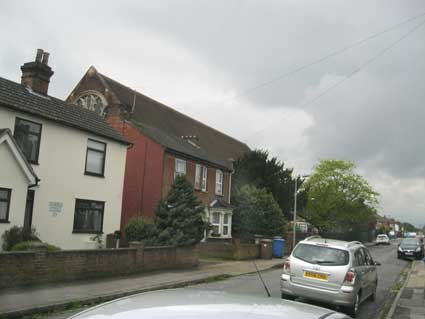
top-left (1, 1), bottom-right (425, 227)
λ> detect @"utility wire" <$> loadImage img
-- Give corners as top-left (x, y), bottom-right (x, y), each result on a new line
top-left (243, 17), bottom-right (425, 141)
top-left (222, 11), bottom-right (425, 103)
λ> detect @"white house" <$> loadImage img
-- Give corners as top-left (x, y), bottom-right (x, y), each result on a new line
top-left (0, 49), bottom-right (129, 250)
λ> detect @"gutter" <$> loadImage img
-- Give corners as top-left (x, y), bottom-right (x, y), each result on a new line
top-left (28, 177), bottom-right (41, 189)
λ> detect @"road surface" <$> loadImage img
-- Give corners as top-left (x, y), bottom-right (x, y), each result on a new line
top-left (43, 241), bottom-right (408, 319)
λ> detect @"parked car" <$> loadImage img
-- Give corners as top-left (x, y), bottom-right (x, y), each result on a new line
top-left (375, 234), bottom-right (390, 245)
top-left (68, 288), bottom-right (350, 319)
top-left (281, 236), bottom-right (380, 317)
top-left (397, 238), bottom-right (424, 260)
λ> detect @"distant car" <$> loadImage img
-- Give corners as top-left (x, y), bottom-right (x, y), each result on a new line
top-left (404, 232), bottom-right (417, 238)
top-left (398, 238), bottom-right (424, 260)
top-left (281, 236), bottom-right (380, 318)
top-left (68, 288), bottom-right (351, 319)
top-left (375, 234), bottom-right (390, 245)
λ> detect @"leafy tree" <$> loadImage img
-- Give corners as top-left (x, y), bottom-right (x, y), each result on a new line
top-left (305, 160), bottom-right (379, 234)
top-left (154, 175), bottom-right (206, 246)
top-left (232, 185), bottom-right (286, 237)
top-left (402, 222), bottom-right (418, 233)
top-left (232, 150), bottom-right (306, 218)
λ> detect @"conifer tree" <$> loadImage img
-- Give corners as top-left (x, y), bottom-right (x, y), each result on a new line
top-left (154, 175), bottom-right (206, 246)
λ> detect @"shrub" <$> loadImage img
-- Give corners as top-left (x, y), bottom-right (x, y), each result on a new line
top-left (1, 226), bottom-right (40, 251)
top-left (125, 217), bottom-right (155, 243)
top-left (10, 241), bottom-right (61, 252)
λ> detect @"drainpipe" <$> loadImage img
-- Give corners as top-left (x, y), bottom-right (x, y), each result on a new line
top-left (28, 177), bottom-right (40, 189)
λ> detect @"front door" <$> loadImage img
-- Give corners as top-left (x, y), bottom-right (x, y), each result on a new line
top-left (24, 190), bottom-right (35, 229)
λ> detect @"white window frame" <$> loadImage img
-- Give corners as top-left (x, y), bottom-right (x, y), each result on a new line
top-left (215, 169), bottom-right (223, 195)
top-left (201, 166), bottom-right (208, 192)
top-left (211, 212), bottom-right (221, 236)
top-left (208, 211), bottom-right (232, 238)
top-left (222, 213), bottom-right (231, 236)
top-left (174, 158), bottom-right (186, 179)
top-left (194, 164), bottom-right (201, 189)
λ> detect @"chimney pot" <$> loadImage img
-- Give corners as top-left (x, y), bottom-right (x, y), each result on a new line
top-left (41, 52), bottom-right (50, 65)
top-left (35, 49), bottom-right (43, 63)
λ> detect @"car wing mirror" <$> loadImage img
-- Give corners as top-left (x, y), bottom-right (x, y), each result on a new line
top-left (374, 261), bottom-right (381, 266)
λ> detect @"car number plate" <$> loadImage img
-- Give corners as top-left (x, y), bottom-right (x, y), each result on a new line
top-left (303, 271), bottom-right (329, 281)
top-left (405, 252), bottom-right (413, 255)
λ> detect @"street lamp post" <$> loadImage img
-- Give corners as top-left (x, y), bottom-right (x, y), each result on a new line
top-left (293, 177), bottom-right (298, 250)
top-left (293, 174), bottom-right (310, 250)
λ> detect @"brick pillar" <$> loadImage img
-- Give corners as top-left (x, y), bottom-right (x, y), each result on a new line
top-left (129, 241), bottom-right (144, 270)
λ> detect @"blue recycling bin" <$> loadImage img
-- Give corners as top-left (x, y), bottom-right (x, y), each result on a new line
top-left (273, 238), bottom-right (285, 258)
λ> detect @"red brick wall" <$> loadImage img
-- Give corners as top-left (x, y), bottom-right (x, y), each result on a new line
top-left (162, 153), bottom-right (231, 206)
top-left (106, 117), bottom-right (165, 229)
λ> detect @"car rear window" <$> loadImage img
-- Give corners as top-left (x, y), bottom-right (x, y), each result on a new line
top-left (293, 243), bottom-right (349, 266)
top-left (378, 235), bottom-right (387, 238)
top-left (401, 238), bottom-right (419, 245)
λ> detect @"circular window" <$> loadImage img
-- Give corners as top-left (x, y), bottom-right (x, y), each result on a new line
top-left (76, 93), bottom-right (105, 116)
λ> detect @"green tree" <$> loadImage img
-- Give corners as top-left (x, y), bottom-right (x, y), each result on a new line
top-left (154, 175), bottom-right (206, 246)
top-left (232, 185), bottom-right (286, 237)
top-left (232, 150), bottom-right (305, 219)
top-left (305, 160), bottom-right (379, 234)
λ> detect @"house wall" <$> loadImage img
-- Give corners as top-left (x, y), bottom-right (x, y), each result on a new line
top-left (0, 107), bottom-right (127, 249)
top-left (106, 118), bottom-right (165, 229)
top-left (162, 152), bottom-right (231, 206)
top-left (0, 143), bottom-right (29, 249)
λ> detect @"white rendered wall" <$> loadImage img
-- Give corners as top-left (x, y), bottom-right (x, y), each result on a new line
top-left (0, 107), bottom-right (127, 249)
top-left (0, 142), bottom-right (30, 249)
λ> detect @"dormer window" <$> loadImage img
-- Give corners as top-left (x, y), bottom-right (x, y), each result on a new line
top-left (76, 92), bottom-right (105, 116)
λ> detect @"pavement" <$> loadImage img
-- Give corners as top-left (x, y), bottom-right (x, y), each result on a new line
top-left (389, 259), bottom-right (425, 319)
top-left (0, 258), bottom-right (284, 318)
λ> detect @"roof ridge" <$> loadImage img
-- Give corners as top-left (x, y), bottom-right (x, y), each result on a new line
top-left (96, 71), bottom-right (250, 149)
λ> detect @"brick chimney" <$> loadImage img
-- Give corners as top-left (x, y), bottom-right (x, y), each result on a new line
top-left (21, 49), bottom-right (54, 95)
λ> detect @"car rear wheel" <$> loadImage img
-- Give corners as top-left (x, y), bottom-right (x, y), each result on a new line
top-left (281, 292), bottom-right (295, 301)
top-left (346, 292), bottom-right (360, 318)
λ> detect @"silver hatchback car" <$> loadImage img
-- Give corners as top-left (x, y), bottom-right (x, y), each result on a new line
top-left (281, 236), bottom-right (380, 317)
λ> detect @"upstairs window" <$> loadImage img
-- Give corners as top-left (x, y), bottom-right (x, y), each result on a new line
top-left (195, 164), bottom-right (208, 191)
top-left (85, 139), bottom-right (106, 177)
top-left (73, 199), bottom-right (105, 233)
top-left (202, 166), bottom-right (208, 192)
top-left (14, 118), bottom-right (42, 164)
top-left (215, 170), bottom-right (223, 195)
top-left (174, 158), bottom-right (186, 179)
top-left (195, 164), bottom-right (202, 189)
top-left (0, 188), bottom-right (11, 223)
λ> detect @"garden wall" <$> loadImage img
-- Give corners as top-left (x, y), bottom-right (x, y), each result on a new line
top-left (0, 244), bottom-right (198, 289)
top-left (199, 239), bottom-right (260, 260)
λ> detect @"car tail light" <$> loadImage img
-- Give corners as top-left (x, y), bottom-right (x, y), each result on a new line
top-left (283, 259), bottom-right (291, 273)
top-left (344, 270), bottom-right (356, 285)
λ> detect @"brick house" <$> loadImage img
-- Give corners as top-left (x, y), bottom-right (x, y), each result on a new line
top-left (0, 51), bottom-right (128, 250)
top-left (67, 66), bottom-right (250, 239)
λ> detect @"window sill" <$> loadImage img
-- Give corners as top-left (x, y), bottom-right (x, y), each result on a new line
top-left (29, 161), bottom-right (39, 166)
top-left (0, 220), bottom-right (10, 224)
top-left (72, 230), bottom-right (104, 234)
top-left (84, 172), bottom-right (105, 178)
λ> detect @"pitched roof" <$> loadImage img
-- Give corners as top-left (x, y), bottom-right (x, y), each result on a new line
top-left (0, 77), bottom-right (128, 145)
top-left (96, 72), bottom-right (250, 170)
top-left (0, 128), bottom-right (39, 184)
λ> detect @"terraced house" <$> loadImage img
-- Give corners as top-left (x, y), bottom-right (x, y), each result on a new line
top-left (0, 50), bottom-right (128, 250)
top-left (67, 67), bottom-right (250, 239)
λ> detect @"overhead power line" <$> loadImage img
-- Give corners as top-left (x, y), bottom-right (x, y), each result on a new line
top-left (223, 10), bottom-right (425, 103)
top-left (243, 17), bottom-right (425, 141)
